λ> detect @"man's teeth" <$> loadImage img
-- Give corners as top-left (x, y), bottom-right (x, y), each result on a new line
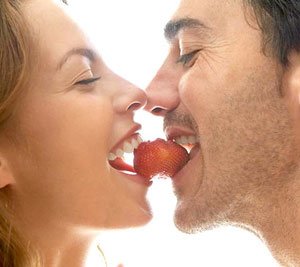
top-left (108, 136), bottom-right (143, 161)
top-left (174, 135), bottom-right (198, 145)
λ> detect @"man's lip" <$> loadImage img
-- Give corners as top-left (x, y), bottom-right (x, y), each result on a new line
top-left (172, 145), bottom-right (201, 183)
top-left (109, 124), bottom-right (142, 153)
top-left (164, 126), bottom-right (197, 141)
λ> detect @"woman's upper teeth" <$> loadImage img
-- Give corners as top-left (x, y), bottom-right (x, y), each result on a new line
top-left (174, 135), bottom-right (198, 145)
top-left (108, 135), bottom-right (143, 161)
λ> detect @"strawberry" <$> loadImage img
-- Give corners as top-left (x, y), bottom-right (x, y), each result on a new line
top-left (133, 138), bottom-right (190, 179)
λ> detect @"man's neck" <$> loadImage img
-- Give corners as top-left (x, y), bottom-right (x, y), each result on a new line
top-left (259, 186), bottom-right (300, 267)
top-left (229, 174), bottom-right (300, 266)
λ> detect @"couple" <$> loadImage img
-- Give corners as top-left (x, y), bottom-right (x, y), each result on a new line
top-left (0, 0), bottom-right (299, 266)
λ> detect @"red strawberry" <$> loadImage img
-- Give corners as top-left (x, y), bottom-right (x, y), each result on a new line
top-left (133, 138), bottom-right (190, 179)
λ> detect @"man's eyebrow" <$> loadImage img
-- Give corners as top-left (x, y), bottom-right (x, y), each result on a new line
top-left (164, 17), bottom-right (209, 41)
top-left (57, 48), bottom-right (96, 70)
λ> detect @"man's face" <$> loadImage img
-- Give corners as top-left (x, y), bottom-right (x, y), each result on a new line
top-left (146, 0), bottom-right (298, 232)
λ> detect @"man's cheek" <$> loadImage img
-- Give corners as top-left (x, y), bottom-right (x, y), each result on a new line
top-left (179, 73), bottom-right (195, 97)
top-left (180, 83), bottom-right (202, 115)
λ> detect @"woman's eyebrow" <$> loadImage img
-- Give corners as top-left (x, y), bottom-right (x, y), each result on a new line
top-left (57, 48), bottom-right (96, 70)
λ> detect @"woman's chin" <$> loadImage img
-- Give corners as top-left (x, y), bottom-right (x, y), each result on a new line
top-left (122, 206), bottom-right (153, 228)
top-left (107, 167), bottom-right (153, 225)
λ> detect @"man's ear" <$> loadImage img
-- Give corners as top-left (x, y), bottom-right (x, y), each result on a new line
top-left (0, 155), bottom-right (15, 189)
top-left (283, 51), bottom-right (300, 148)
top-left (285, 51), bottom-right (300, 104)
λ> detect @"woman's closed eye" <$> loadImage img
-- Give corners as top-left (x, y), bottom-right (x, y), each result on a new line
top-left (75, 76), bottom-right (101, 85)
top-left (176, 49), bottom-right (201, 67)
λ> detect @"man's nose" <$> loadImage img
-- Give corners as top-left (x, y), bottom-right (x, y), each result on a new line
top-left (145, 65), bottom-right (180, 117)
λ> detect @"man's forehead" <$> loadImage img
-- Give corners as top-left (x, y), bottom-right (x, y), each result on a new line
top-left (172, 0), bottom-right (239, 21)
top-left (167, 0), bottom-right (215, 42)
top-left (166, 0), bottom-right (246, 41)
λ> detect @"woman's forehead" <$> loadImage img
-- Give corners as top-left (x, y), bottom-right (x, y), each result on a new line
top-left (22, 0), bottom-right (90, 72)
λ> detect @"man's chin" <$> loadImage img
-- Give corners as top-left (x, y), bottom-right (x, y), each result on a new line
top-left (173, 196), bottom-right (226, 234)
top-left (173, 200), bottom-right (200, 234)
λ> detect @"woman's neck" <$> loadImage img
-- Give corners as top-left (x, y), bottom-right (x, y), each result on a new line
top-left (19, 217), bottom-right (98, 267)
top-left (40, 232), bottom-right (93, 267)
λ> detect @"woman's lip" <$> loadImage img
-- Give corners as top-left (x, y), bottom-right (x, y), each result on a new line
top-left (109, 157), bottom-right (152, 187)
top-left (114, 169), bottom-right (153, 187)
top-left (164, 126), bottom-right (197, 140)
top-left (109, 124), bottom-right (142, 153)
top-left (109, 157), bottom-right (135, 173)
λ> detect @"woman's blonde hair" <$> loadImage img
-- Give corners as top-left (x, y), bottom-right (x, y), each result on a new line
top-left (0, 0), bottom-right (41, 266)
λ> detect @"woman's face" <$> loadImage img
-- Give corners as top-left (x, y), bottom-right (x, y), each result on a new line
top-left (5, 0), bottom-right (152, 230)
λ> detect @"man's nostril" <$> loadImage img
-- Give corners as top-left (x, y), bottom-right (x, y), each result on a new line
top-left (151, 107), bottom-right (165, 114)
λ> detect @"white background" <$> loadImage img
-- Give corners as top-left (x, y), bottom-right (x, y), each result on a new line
top-left (68, 1), bottom-right (279, 266)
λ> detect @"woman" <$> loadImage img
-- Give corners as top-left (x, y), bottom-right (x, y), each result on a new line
top-left (0, 0), bottom-right (152, 266)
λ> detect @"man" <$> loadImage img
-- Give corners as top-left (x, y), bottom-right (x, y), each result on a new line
top-left (145, 0), bottom-right (300, 266)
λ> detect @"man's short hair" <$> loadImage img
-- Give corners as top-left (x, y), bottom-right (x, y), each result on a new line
top-left (245, 0), bottom-right (300, 65)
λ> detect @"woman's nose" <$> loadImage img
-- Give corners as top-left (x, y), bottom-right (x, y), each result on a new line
top-left (113, 80), bottom-right (147, 114)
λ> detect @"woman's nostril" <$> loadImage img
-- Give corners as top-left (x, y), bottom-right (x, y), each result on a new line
top-left (127, 102), bottom-right (142, 111)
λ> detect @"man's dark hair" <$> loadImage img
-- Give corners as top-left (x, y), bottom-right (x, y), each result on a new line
top-left (246, 0), bottom-right (300, 65)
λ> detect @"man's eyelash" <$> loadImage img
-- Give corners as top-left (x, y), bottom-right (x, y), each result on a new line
top-left (176, 50), bottom-right (201, 66)
top-left (75, 77), bottom-right (101, 85)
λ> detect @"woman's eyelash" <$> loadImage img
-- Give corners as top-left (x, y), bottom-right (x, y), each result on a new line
top-left (75, 76), bottom-right (101, 85)
top-left (176, 50), bottom-right (201, 66)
